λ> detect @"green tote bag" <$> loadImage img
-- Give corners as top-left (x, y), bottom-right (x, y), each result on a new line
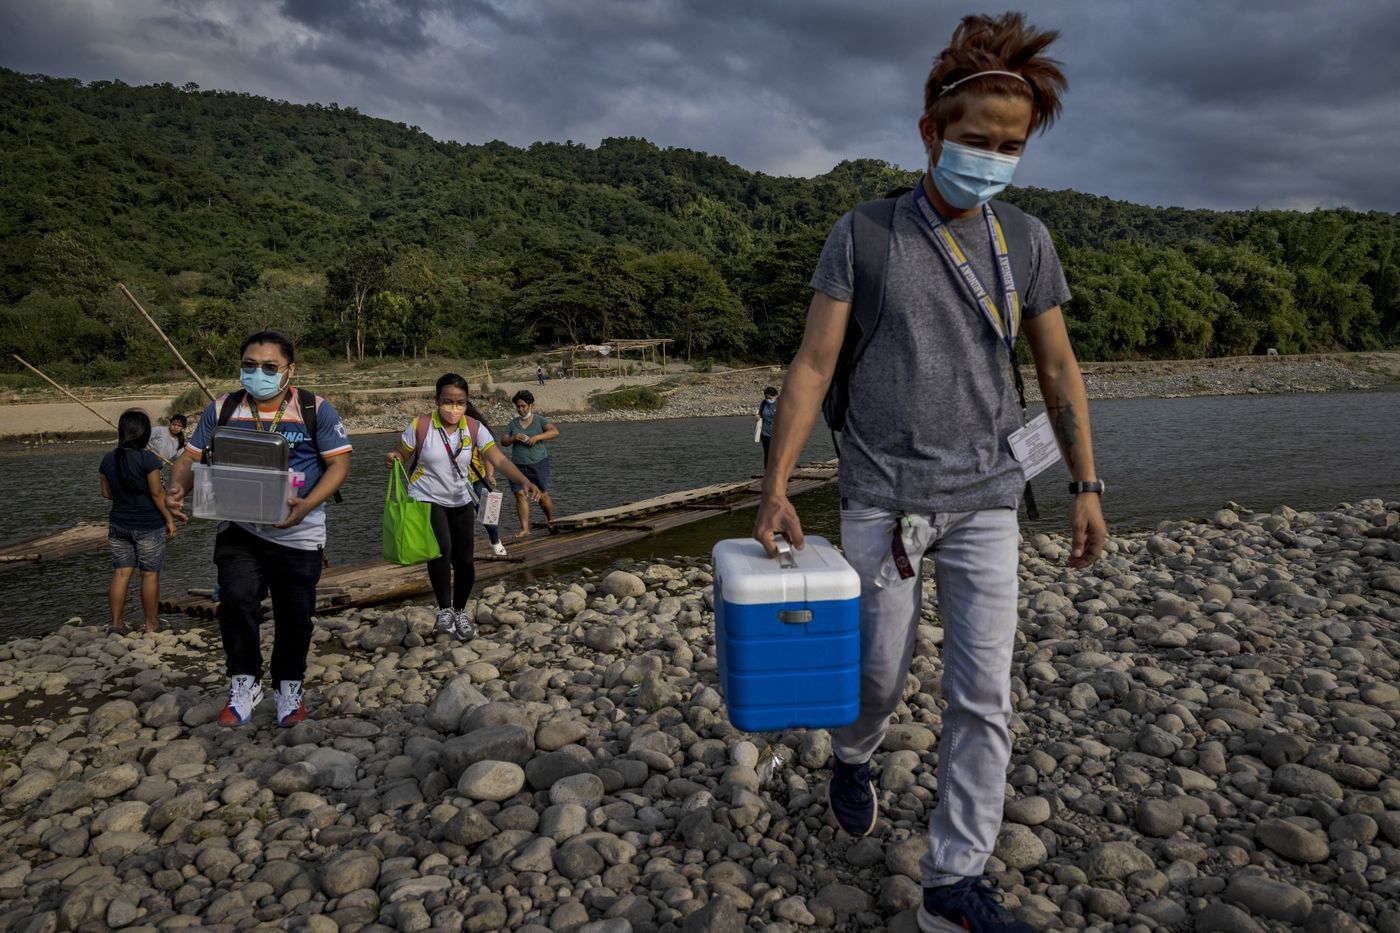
top-left (382, 460), bottom-right (441, 565)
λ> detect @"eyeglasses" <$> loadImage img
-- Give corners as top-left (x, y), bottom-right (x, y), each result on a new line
top-left (439, 401), bottom-right (468, 410)
top-left (240, 362), bottom-right (288, 376)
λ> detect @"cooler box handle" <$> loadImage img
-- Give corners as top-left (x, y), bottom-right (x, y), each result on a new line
top-left (773, 533), bottom-right (797, 569)
top-left (778, 609), bottom-right (813, 624)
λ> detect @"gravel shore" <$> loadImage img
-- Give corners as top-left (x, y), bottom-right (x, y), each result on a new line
top-left (2, 498), bottom-right (1400, 924)
top-left (2, 498), bottom-right (1399, 930)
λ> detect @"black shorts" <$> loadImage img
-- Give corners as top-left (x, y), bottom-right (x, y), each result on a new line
top-left (508, 459), bottom-right (550, 493)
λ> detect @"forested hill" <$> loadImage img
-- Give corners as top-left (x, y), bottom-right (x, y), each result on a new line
top-left (2, 69), bottom-right (1397, 384)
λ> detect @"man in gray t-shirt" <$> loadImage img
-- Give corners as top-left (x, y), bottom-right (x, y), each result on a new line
top-left (754, 13), bottom-right (1106, 932)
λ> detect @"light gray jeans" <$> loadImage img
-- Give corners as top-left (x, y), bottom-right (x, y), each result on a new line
top-left (831, 501), bottom-right (1019, 887)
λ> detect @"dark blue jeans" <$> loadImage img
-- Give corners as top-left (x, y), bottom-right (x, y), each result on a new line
top-left (214, 523), bottom-right (322, 688)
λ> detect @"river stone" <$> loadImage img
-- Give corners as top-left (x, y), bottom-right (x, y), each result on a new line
top-left (1137, 799), bottom-right (1185, 837)
top-left (460, 700), bottom-right (536, 734)
top-left (426, 674), bottom-right (488, 733)
top-left (681, 895), bottom-right (743, 933)
top-left (444, 807), bottom-right (495, 847)
top-left (525, 746), bottom-right (592, 791)
top-left (1192, 902), bottom-right (1271, 930)
top-left (147, 740), bottom-right (206, 775)
top-left (555, 589), bottom-right (587, 618)
top-left (550, 773), bottom-right (605, 809)
top-left (600, 571), bottom-right (646, 598)
top-left (536, 717), bottom-right (589, 751)
top-left (885, 836), bottom-right (926, 880)
top-left (87, 699), bottom-right (139, 734)
top-left (85, 763), bottom-right (142, 799)
top-left (1257, 818), bottom-right (1330, 864)
top-left (2, 770), bottom-right (56, 807)
top-left (1084, 888), bottom-right (1131, 920)
top-left (1225, 875), bottom-right (1313, 924)
top-left (148, 789), bottom-right (205, 831)
top-left (1082, 841), bottom-right (1154, 880)
top-left (457, 761), bottom-right (526, 802)
top-left (584, 625), bottom-right (627, 653)
top-left (1328, 813), bottom-right (1378, 845)
top-left (319, 850), bottom-right (381, 897)
top-left (91, 801), bottom-right (150, 834)
top-left (554, 842), bottom-right (605, 880)
top-left (1261, 734), bottom-right (1311, 768)
top-left (38, 781), bottom-right (93, 816)
top-left (442, 724), bottom-right (534, 779)
top-left (1004, 796), bottom-right (1051, 826)
top-left (883, 724), bottom-right (935, 752)
top-left (141, 693), bottom-right (182, 728)
top-left (1271, 763), bottom-right (1343, 799)
top-left (361, 616), bottom-right (408, 649)
top-left (540, 803), bottom-right (589, 842)
top-left (993, 823), bottom-right (1046, 870)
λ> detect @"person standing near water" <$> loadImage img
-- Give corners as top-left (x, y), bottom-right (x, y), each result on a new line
top-left (167, 330), bottom-right (352, 728)
top-left (756, 386), bottom-right (779, 469)
top-left (100, 409), bottom-right (177, 634)
top-left (501, 389), bottom-right (559, 536)
top-left (147, 413), bottom-right (186, 463)
top-left (384, 374), bottom-right (539, 639)
top-left (754, 13), bottom-right (1106, 932)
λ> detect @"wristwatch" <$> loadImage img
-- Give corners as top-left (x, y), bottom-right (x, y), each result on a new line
top-left (1068, 480), bottom-right (1105, 496)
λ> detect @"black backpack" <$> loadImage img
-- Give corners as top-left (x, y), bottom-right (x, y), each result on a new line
top-left (821, 194), bottom-right (1034, 435)
top-left (217, 389), bottom-right (343, 503)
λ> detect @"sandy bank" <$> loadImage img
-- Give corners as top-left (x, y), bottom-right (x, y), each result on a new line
top-left (3, 352), bottom-right (1397, 442)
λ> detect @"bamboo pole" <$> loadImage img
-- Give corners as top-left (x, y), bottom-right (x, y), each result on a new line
top-left (116, 282), bottom-right (216, 403)
top-left (11, 353), bottom-right (173, 466)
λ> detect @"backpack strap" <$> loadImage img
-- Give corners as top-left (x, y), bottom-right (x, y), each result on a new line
top-left (989, 198), bottom-right (1033, 323)
top-left (217, 390), bottom-right (245, 426)
top-left (822, 197), bottom-right (898, 436)
top-left (407, 412), bottom-right (433, 480)
top-left (296, 389), bottom-right (342, 504)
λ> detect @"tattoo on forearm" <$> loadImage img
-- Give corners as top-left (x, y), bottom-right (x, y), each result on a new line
top-left (1047, 400), bottom-right (1079, 457)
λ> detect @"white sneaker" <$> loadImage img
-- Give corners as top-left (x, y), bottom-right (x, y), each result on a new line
top-left (434, 607), bottom-right (457, 635)
top-left (491, 542), bottom-right (508, 557)
top-left (454, 610), bottom-right (478, 642)
top-left (218, 675), bottom-right (263, 726)
top-left (275, 680), bottom-right (307, 727)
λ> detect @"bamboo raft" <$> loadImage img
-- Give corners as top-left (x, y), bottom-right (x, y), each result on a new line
top-left (0, 521), bottom-right (108, 565)
top-left (159, 459), bottom-right (838, 619)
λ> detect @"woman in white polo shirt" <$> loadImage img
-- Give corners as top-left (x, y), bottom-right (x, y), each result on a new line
top-left (385, 374), bottom-right (540, 639)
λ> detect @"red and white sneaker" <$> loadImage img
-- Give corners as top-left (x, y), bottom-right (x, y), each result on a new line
top-left (275, 680), bottom-right (307, 727)
top-left (218, 675), bottom-right (263, 726)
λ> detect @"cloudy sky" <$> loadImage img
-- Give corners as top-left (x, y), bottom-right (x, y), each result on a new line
top-left (3, 0), bottom-right (1398, 213)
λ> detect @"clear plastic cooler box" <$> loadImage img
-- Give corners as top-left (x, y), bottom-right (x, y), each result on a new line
top-left (192, 462), bottom-right (293, 525)
top-left (712, 535), bottom-right (861, 732)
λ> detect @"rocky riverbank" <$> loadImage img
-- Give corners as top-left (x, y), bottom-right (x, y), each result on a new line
top-left (2, 499), bottom-right (1400, 932)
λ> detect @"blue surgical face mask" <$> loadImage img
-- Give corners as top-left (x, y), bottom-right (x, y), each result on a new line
top-left (240, 367), bottom-right (289, 401)
top-left (931, 139), bottom-right (1021, 210)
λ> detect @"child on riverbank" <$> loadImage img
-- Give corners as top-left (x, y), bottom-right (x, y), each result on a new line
top-left (385, 374), bottom-right (540, 639)
top-left (99, 409), bottom-right (177, 634)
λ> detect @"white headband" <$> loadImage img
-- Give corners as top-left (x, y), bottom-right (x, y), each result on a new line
top-left (938, 70), bottom-right (1030, 97)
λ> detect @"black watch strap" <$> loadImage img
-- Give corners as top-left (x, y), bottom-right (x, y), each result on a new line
top-left (1069, 480), bottom-right (1105, 495)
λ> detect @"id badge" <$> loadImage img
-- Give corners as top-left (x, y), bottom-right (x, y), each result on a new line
top-left (1008, 413), bottom-right (1062, 480)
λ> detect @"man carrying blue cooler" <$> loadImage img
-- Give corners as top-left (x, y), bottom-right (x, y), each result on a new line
top-left (754, 13), bottom-right (1106, 933)
top-left (167, 330), bottom-right (353, 728)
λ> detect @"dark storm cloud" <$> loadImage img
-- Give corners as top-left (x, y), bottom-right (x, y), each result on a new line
top-left (0, 0), bottom-right (1396, 212)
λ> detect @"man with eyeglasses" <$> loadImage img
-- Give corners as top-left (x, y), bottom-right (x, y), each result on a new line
top-left (167, 330), bottom-right (352, 727)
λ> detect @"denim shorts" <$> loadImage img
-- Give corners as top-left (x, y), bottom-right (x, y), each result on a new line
top-left (109, 524), bottom-right (166, 572)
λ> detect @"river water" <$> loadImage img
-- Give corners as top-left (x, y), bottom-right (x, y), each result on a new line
top-left (2, 390), bottom-right (1397, 642)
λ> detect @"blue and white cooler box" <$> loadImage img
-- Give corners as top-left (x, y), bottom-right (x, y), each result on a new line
top-left (712, 535), bottom-right (861, 732)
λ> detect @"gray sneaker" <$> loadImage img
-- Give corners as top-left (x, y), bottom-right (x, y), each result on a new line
top-left (434, 608), bottom-right (456, 635)
top-left (454, 609), bottom-right (477, 641)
